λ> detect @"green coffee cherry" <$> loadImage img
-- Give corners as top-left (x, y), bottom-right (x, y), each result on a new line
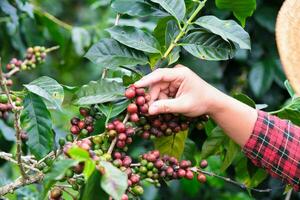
top-left (66, 134), bottom-right (74, 142)
top-left (0, 94), bottom-right (8, 104)
top-left (65, 169), bottom-right (74, 178)
top-left (132, 185), bottom-right (144, 196)
top-left (59, 138), bottom-right (65, 147)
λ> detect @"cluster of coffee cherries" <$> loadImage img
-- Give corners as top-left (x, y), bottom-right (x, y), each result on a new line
top-left (124, 86), bottom-right (207, 139)
top-left (112, 151), bottom-right (144, 200)
top-left (6, 46), bottom-right (47, 72)
top-left (106, 119), bottom-right (134, 150)
top-left (69, 107), bottom-right (95, 138)
top-left (0, 93), bottom-right (22, 120)
top-left (125, 85), bottom-right (150, 122)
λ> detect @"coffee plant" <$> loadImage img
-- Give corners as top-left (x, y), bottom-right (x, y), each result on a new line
top-left (0, 0), bottom-right (299, 199)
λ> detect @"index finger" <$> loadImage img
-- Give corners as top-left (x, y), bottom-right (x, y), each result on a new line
top-left (134, 68), bottom-right (181, 88)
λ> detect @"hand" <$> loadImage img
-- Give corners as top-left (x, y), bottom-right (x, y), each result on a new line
top-left (134, 65), bottom-right (223, 117)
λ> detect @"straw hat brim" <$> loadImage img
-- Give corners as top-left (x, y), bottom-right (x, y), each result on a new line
top-left (276, 0), bottom-right (300, 95)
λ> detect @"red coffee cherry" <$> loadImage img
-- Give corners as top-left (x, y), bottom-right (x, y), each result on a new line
top-left (197, 173), bottom-right (207, 183)
top-left (106, 123), bottom-right (115, 130)
top-left (125, 88), bottom-right (136, 99)
top-left (70, 117), bottom-right (80, 125)
top-left (200, 160), bottom-right (208, 169)
top-left (154, 159), bottom-right (164, 169)
top-left (136, 96), bottom-right (145, 106)
top-left (116, 122), bottom-right (126, 133)
top-left (79, 107), bottom-right (90, 117)
top-left (121, 194), bottom-right (129, 200)
top-left (135, 88), bottom-right (145, 96)
top-left (130, 174), bottom-right (140, 184)
top-left (70, 126), bottom-right (80, 135)
top-left (127, 103), bottom-right (138, 114)
top-left (166, 167), bottom-right (174, 176)
top-left (177, 169), bottom-right (186, 178)
top-left (118, 133), bottom-right (127, 141)
top-left (78, 121), bottom-right (86, 129)
top-left (185, 170), bottom-right (194, 180)
top-left (130, 113), bottom-right (139, 122)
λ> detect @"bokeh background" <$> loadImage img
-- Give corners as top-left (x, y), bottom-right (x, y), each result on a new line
top-left (1, 0), bottom-right (298, 199)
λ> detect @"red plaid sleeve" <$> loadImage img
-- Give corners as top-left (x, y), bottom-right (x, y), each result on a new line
top-left (243, 111), bottom-right (300, 191)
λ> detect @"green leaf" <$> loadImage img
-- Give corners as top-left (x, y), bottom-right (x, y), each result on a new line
top-left (42, 159), bottom-right (78, 199)
top-left (16, 0), bottom-right (34, 18)
top-left (201, 127), bottom-right (226, 159)
top-left (85, 38), bottom-right (148, 68)
top-left (24, 76), bottom-right (64, 110)
top-left (249, 62), bottom-right (274, 97)
top-left (284, 80), bottom-right (295, 98)
top-left (249, 169), bottom-right (268, 187)
top-left (254, 6), bottom-right (276, 33)
top-left (233, 93), bottom-right (256, 108)
top-left (165, 20), bottom-right (181, 64)
top-left (0, 120), bottom-right (15, 142)
top-left (195, 15), bottom-right (251, 50)
top-left (111, 0), bottom-right (167, 17)
top-left (21, 93), bottom-right (53, 160)
top-left (154, 130), bottom-right (188, 159)
top-left (72, 27), bottom-right (91, 56)
top-left (275, 97), bottom-right (300, 126)
top-left (73, 79), bottom-right (125, 105)
top-left (0, 0), bottom-right (19, 31)
top-left (220, 139), bottom-right (240, 172)
top-left (98, 100), bottom-right (130, 122)
top-left (150, 0), bottom-right (186, 21)
top-left (153, 16), bottom-right (173, 47)
top-left (68, 147), bottom-right (96, 180)
top-left (100, 161), bottom-right (128, 200)
top-left (215, 0), bottom-right (256, 27)
top-left (181, 138), bottom-right (197, 163)
top-left (182, 30), bottom-right (235, 61)
top-left (80, 171), bottom-right (109, 200)
top-left (107, 26), bottom-right (161, 53)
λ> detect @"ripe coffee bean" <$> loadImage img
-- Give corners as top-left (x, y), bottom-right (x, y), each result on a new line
top-left (197, 173), bottom-right (207, 183)
top-left (146, 154), bottom-right (156, 162)
top-left (136, 96), bottom-right (145, 106)
top-left (71, 117), bottom-right (80, 125)
top-left (154, 159), bottom-right (164, 169)
top-left (106, 123), bottom-right (115, 130)
top-left (108, 130), bottom-right (117, 138)
top-left (127, 179), bottom-right (132, 187)
top-left (78, 121), bottom-right (86, 129)
top-left (84, 116), bottom-right (94, 125)
top-left (125, 127), bottom-right (134, 136)
top-left (130, 174), bottom-right (140, 184)
top-left (139, 104), bottom-right (148, 113)
top-left (127, 103), bottom-right (138, 114)
top-left (177, 169), bottom-right (186, 178)
top-left (160, 171), bottom-right (166, 178)
top-left (79, 107), bottom-right (90, 117)
top-left (126, 137), bottom-right (133, 144)
top-left (152, 150), bottom-right (160, 158)
top-left (200, 160), bottom-right (208, 169)
top-left (86, 125), bottom-right (94, 133)
top-left (73, 163), bottom-right (84, 174)
top-left (70, 126), bottom-right (80, 135)
top-left (113, 152), bottom-right (122, 159)
top-left (118, 133), bottom-right (127, 141)
top-left (166, 167), bottom-right (174, 176)
top-left (169, 157), bottom-right (178, 165)
top-left (122, 157), bottom-right (132, 167)
top-left (152, 119), bottom-right (161, 128)
top-left (130, 113), bottom-right (139, 122)
top-left (142, 131), bottom-right (150, 139)
top-left (116, 140), bottom-right (126, 148)
top-left (135, 88), bottom-right (145, 96)
top-left (116, 123), bottom-right (126, 133)
top-left (180, 160), bottom-right (191, 169)
top-left (185, 170), bottom-right (194, 180)
top-left (125, 88), bottom-right (136, 99)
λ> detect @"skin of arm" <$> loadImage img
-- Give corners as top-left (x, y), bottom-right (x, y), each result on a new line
top-left (134, 65), bottom-right (258, 147)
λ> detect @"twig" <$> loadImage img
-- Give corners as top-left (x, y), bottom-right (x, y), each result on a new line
top-left (0, 173), bottom-right (44, 196)
top-left (0, 152), bottom-right (40, 172)
top-left (60, 187), bottom-right (77, 200)
top-left (0, 58), bottom-right (27, 179)
top-left (107, 113), bottom-right (129, 155)
top-left (4, 67), bottom-right (20, 78)
top-left (45, 46), bottom-right (60, 53)
top-left (114, 14), bottom-right (121, 26)
top-left (191, 167), bottom-right (275, 193)
top-left (285, 190), bottom-right (292, 200)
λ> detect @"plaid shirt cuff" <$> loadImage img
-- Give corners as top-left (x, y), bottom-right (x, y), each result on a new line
top-left (243, 110), bottom-right (300, 191)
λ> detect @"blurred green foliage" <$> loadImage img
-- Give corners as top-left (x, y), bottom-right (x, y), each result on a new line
top-left (0, 0), bottom-right (299, 199)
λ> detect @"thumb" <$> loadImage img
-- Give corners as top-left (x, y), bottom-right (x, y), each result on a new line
top-left (148, 98), bottom-right (183, 115)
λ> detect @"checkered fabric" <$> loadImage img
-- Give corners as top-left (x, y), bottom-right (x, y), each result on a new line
top-left (243, 111), bottom-right (300, 191)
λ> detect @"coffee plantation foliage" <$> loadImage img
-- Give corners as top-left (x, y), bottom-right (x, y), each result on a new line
top-left (0, 0), bottom-right (299, 199)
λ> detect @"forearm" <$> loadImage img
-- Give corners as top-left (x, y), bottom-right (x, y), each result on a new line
top-left (208, 91), bottom-right (258, 147)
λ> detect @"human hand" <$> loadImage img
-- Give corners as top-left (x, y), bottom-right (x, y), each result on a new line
top-left (134, 65), bottom-right (224, 117)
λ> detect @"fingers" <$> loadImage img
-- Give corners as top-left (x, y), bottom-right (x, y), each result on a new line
top-left (134, 68), bottom-right (181, 88)
top-left (148, 98), bottom-right (184, 115)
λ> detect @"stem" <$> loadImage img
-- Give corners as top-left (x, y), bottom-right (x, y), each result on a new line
top-left (191, 167), bottom-right (278, 193)
top-left (162, 0), bottom-right (207, 59)
top-left (107, 113), bottom-right (129, 155)
top-left (0, 152), bottom-right (40, 172)
top-left (33, 7), bottom-right (73, 31)
top-left (45, 46), bottom-right (60, 53)
top-left (0, 58), bottom-right (27, 179)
